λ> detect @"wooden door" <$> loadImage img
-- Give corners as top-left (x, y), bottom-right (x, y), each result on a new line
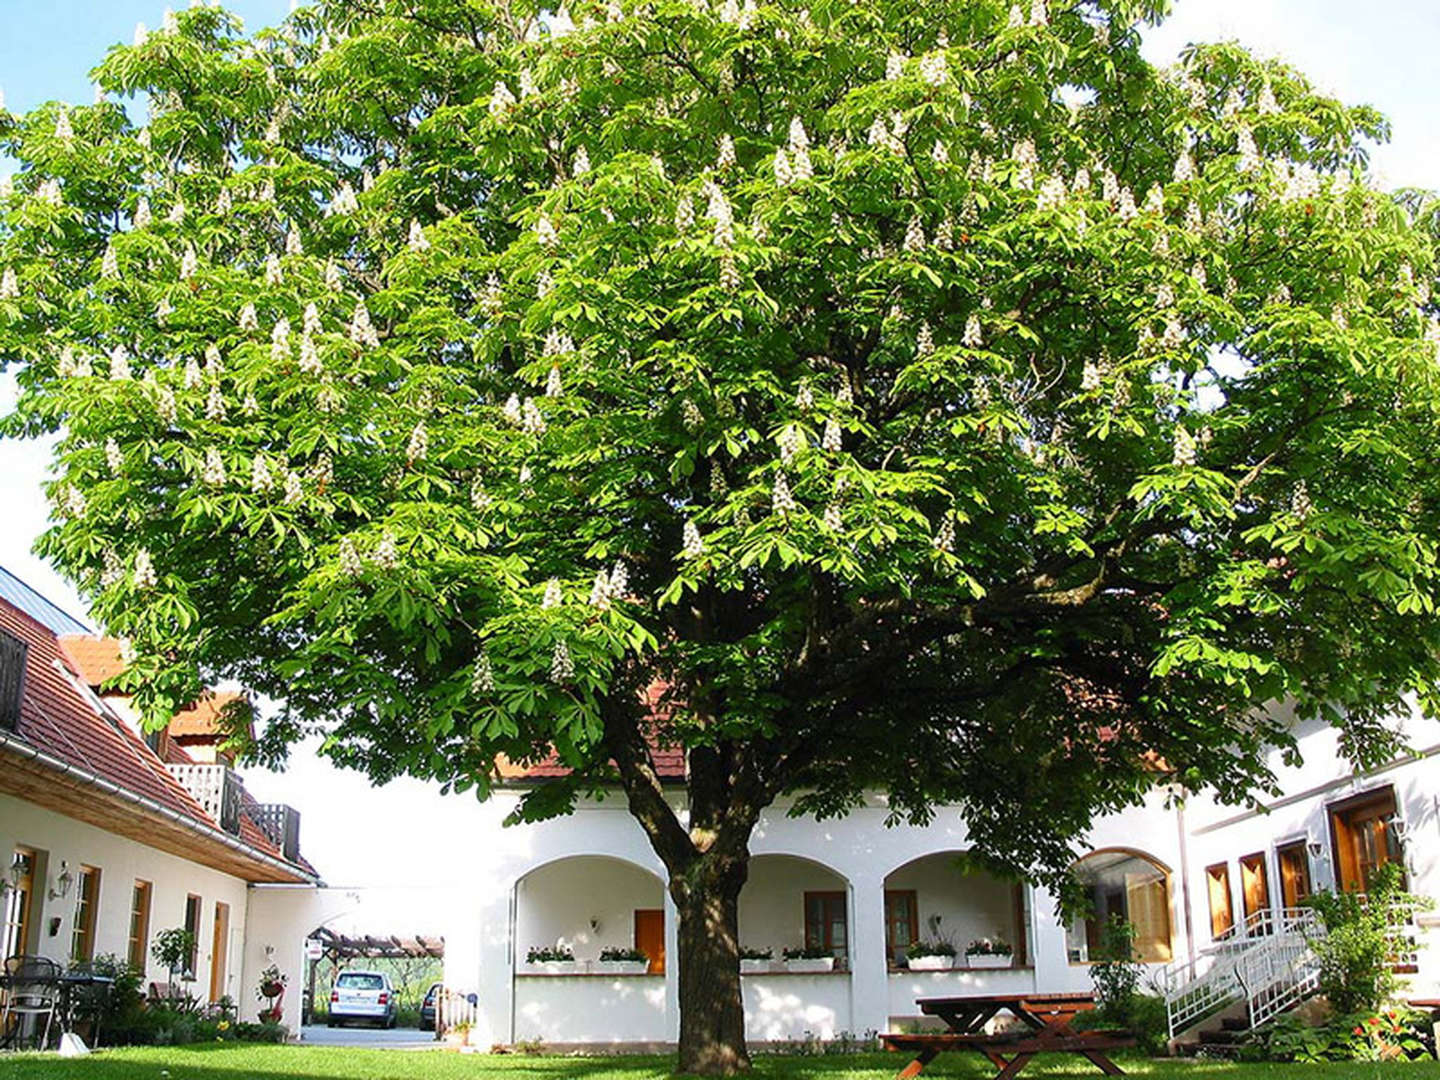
top-left (209, 902), bottom-right (230, 1002)
top-left (634, 909), bottom-right (665, 974)
top-left (1276, 843), bottom-right (1312, 909)
top-left (1206, 863), bottom-right (1233, 939)
top-left (1239, 853), bottom-right (1270, 931)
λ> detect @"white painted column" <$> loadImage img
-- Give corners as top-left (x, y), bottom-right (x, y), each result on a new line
top-left (471, 885), bottom-right (514, 1047)
top-left (848, 871), bottom-right (890, 1036)
top-left (1027, 884), bottom-right (1078, 993)
top-left (663, 887), bottom-right (680, 1042)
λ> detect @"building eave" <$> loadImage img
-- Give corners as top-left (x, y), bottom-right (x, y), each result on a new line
top-left (0, 730), bottom-right (317, 886)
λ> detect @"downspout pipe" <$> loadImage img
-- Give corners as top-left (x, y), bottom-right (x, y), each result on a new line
top-left (0, 729), bottom-right (317, 885)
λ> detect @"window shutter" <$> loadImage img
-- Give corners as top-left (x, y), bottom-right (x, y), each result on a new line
top-left (0, 630), bottom-right (27, 732)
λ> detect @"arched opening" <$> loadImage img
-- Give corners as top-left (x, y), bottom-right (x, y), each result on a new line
top-left (1066, 848), bottom-right (1174, 964)
top-left (883, 852), bottom-right (1028, 968)
top-left (739, 854), bottom-right (851, 966)
top-left (514, 855), bottom-right (666, 971)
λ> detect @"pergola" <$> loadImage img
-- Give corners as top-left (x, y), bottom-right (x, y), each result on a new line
top-left (308, 926), bottom-right (445, 962)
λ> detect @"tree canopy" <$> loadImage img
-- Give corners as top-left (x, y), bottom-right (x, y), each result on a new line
top-left (3, 0), bottom-right (1440, 1067)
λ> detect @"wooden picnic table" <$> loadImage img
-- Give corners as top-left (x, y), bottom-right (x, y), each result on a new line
top-left (881, 992), bottom-right (1134, 1080)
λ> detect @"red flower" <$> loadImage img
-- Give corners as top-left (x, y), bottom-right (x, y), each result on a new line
top-left (1368, 1017), bottom-right (1383, 1027)
top-left (1354, 1026), bottom-right (1365, 1035)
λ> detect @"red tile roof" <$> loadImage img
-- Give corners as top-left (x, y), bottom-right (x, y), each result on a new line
top-left (1, 594), bottom-right (310, 880)
top-left (170, 690), bottom-right (249, 739)
top-left (57, 634), bottom-right (127, 687)
top-left (497, 682), bottom-right (686, 782)
top-left (3, 601), bottom-right (220, 824)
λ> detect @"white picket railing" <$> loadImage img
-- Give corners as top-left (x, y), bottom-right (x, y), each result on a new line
top-left (435, 986), bottom-right (479, 1041)
top-left (1162, 907), bottom-right (1322, 1040)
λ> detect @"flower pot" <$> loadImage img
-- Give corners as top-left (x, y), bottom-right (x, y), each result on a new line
top-left (261, 983), bottom-right (284, 999)
top-left (528, 960), bottom-right (579, 975)
top-left (966, 954), bottom-right (1013, 969)
top-left (740, 959), bottom-right (773, 974)
top-left (784, 957), bottom-right (836, 974)
top-left (908, 955), bottom-right (957, 971)
top-left (595, 960), bottom-right (650, 975)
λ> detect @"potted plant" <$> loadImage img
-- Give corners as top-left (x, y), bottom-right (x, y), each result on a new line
top-left (151, 928), bottom-right (197, 990)
top-left (965, 938), bottom-right (1015, 969)
top-left (525, 945), bottom-right (577, 974)
top-left (739, 947), bottom-right (773, 975)
top-left (596, 947), bottom-right (650, 975)
top-left (781, 946), bottom-right (836, 974)
top-left (906, 940), bottom-right (958, 971)
top-left (256, 965), bottom-right (286, 1022)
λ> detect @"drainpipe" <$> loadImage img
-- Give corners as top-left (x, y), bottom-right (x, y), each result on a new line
top-left (0, 730), bottom-right (316, 884)
top-left (1174, 790), bottom-right (1197, 975)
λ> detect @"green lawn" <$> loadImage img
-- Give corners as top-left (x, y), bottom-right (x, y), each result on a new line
top-left (1, 1047), bottom-right (1439, 1080)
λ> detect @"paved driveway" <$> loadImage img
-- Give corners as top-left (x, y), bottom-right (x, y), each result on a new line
top-left (300, 1023), bottom-right (439, 1049)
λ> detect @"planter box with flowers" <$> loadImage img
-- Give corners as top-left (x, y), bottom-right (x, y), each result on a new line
top-left (740, 947), bottom-right (774, 974)
top-left (596, 947), bottom-right (651, 975)
top-left (526, 945), bottom-right (578, 975)
top-left (965, 938), bottom-right (1014, 969)
top-left (782, 946), bottom-right (836, 974)
top-left (906, 941), bottom-right (958, 971)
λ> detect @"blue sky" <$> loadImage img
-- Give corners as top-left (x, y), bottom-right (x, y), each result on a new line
top-left (1, 1), bottom-right (1438, 885)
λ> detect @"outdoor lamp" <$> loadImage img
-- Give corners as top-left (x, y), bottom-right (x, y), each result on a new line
top-left (6, 852), bottom-right (26, 888)
top-left (49, 859), bottom-right (74, 900)
top-left (1306, 839), bottom-right (1325, 860)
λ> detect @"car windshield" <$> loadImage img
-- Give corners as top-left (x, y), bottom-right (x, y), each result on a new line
top-left (337, 973), bottom-right (384, 990)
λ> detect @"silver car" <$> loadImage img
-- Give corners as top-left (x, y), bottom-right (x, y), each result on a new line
top-left (327, 970), bottom-right (398, 1028)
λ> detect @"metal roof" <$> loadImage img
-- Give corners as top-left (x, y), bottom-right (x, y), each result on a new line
top-left (0, 565), bottom-right (92, 636)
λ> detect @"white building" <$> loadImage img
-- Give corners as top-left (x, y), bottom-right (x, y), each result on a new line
top-left (0, 567), bottom-right (319, 1032)
top-left (428, 703), bottom-right (1440, 1049)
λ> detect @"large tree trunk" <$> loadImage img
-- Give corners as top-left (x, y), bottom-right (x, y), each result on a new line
top-left (671, 854), bottom-right (751, 1076)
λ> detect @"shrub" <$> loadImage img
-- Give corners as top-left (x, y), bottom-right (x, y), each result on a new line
top-left (1254, 1007), bottom-right (1431, 1062)
top-left (1304, 863), bottom-right (1432, 1014)
top-left (1090, 917), bottom-right (1143, 1016)
top-left (151, 928), bottom-right (197, 981)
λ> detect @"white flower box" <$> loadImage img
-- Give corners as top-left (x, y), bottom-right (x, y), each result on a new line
top-left (908, 954), bottom-right (957, 971)
top-left (528, 960), bottom-right (579, 975)
top-left (783, 957), bottom-right (836, 974)
top-left (595, 960), bottom-right (650, 976)
top-left (966, 954), bottom-right (1014, 969)
top-left (740, 959), bottom-right (773, 975)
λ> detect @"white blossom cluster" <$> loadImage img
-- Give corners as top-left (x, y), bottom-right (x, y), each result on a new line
top-left (550, 640), bottom-right (574, 683)
top-left (772, 472), bottom-right (796, 514)
top-left (681, 519), bottom-right (704, 558)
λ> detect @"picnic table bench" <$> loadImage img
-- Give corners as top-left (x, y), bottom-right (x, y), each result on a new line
top-left (881, 992), bottom-right (1134, 1080)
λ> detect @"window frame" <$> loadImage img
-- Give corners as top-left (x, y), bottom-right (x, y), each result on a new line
top-left (3, 847), bottom-right (37, 959)
top-left (128, 880), bottom-right (153, 970)
top-left (1328, 786), bottom-right (1403, 893)
top-left (70, 865), bottom-right (101, 963)
top-left (883, 889), bottom-right (918, 964)
top-left (1067, 848), bottom-right (1175, 965)
top-left (183, 893), bottom-right (203, 978)
top-left (803, 890), bottom-right (849, 963)
top-left (1275, 841), bottom-right (1312, 910)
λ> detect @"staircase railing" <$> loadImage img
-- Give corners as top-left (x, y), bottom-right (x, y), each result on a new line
top-left (1162, 907), bottom-right (1322, 1040)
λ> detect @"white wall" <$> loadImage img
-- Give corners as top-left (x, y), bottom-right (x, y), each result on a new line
top-left (742, 973), bottom-right (852, 1040)
top-left (0, 793), bottom-right (251, 1005)
top-left (515, 974), bottom-right (666, 1043)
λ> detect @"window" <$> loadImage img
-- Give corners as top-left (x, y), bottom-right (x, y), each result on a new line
top-left (0, 630), bottom-right (26, 732)
top-left (1329, 787), bottom-right (1404, 893)
top-left (1067, 850), bottom-right (1173, 964)
top-left (70, 866), bottom-right (101, 963)
top-left (128, 881), bottom-right (153, 969)
top-left (803, 891), bottom-right (848, 963)
top-left (1239, 853), bottom-right (1271, 932)
top-left (1276, 842), bottom-right (1312, 909)
top-left (3, 848), bottom-right (37, 958)
top-left (1206, 863), bottom-right (1234, 939)
top-left (183, 894), bottom-right (202, 978)
top-left (884, 890), bottom-right (918, 964)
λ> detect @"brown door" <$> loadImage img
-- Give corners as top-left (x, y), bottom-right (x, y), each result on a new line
top-left (1240, 853), bottom-right (1271, 931)
top-left (634, 909), bottom-right (665, 974)
top-left (1276, 843), bottom-right (1312, 909)
top-left (1206, 863), bottom-right (1233, 939)
top-left (209, 902), bottom-right (230, 1002)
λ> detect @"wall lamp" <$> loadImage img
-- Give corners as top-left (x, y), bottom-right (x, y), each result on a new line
top-left (48, 860), bottom-right (74, 901)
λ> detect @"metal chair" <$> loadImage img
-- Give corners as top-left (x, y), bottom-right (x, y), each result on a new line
top-left (1, 956), bottom-right (61, 1050)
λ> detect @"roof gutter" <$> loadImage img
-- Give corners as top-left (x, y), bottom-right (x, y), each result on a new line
top-left (0, 728), bottom-right (317, 885)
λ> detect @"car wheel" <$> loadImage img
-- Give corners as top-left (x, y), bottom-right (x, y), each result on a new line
top-left (327, 1019), bottom-right (336, 1028)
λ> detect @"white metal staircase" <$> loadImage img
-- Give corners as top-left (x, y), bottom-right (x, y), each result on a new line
top-left (1160, 907), bottom-right (1324, 1041)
